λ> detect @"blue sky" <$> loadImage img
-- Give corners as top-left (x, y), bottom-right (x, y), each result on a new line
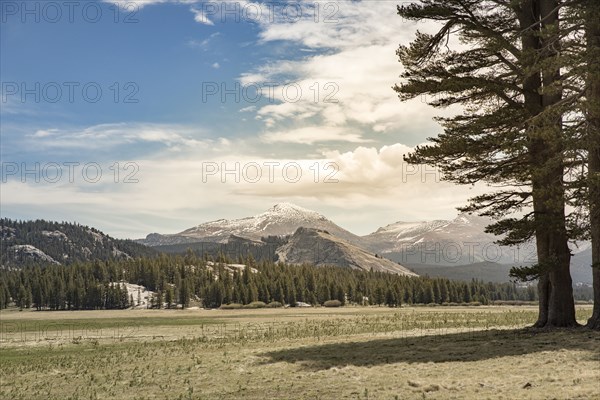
top-left (1, 0), bottom-right (482, 238)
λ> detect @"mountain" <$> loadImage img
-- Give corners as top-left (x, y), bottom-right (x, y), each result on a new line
top-left (364, 213), bottom-right (592, 283)
top-left (276, 227), bottom-right (417, 276)
top-left (362, 213), bottom-right (536, 266)
top-left (139, 203), bottom-right (363, 247)
top-left (0, 219), bottom-right (158, 268)
top-left (135, 203), bottom-right (592, 282)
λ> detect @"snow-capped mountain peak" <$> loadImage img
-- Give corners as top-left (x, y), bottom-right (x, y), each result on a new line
top-left (260, 203), bottom-right (327, 221)
top-left (147, 203), bottom-right (361, 246)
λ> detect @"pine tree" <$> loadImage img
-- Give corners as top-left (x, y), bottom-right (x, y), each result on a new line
top-left (385, 287), bottom-right (397, 307)
top-left (156, 290), bottom-right (163, 309)
top-left (396, 0), bottom-right (578, 327)
top-left (180, 280), bottom-right (190, 309)
top-left (463, 284), bottom-right (472, 304)
top-left (248, 282), bottom-right (259, 304)
top-left (440, 280), bottom-right (449, 304)
top-left (17, 284), bottom-right (29, 310)
top-left (165, 286), bottom-right (174, 309)
top-left (335, 286), bottom-right (345, 306)
top-left (374, 285), bottom-right (385, 306)
top-left (422, 283), bottom-right (434, 304)
top-left (275, 283), bottom-right (285, 304)
top-left (432, 280), bottom-right (441, 304)
top-left (584, 0), bottom-right (600, 330)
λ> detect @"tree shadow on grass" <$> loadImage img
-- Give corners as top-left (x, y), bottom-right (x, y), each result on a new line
top-left (260, 328), bottom-right (600, 370)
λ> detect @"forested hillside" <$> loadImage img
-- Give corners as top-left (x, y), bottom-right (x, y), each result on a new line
top-left (0, 252), bottom-right (542, 311)
top-left (0, 219), bottom-right (157, 268)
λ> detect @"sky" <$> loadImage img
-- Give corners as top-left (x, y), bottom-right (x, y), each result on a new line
top-left (0, 0), bottom-right (487, 238)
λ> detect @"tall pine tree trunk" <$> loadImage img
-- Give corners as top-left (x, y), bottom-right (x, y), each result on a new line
top-left (540, 0), bottom-right (577, 327)
top-left (586, 0), bottom-right (600, 330)
top-left (518, 0), bottom-right (577, 327)
top-left (516, 0), bottom-right (548, 327)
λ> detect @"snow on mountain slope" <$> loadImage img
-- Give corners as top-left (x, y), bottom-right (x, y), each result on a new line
top-left (140, 203), bottom-right (363, 246)
top-left (137, 204), bottom-right (588, 268)
top-left (364, 213), bottom-right (589, 266)
top-left (362, 213), bottom-right (531, 265)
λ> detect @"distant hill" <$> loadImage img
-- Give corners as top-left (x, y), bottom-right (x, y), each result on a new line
top-left (153, 235), bottom-right (282, 262)
top-left (363, 213), bottom-right (537, 265)
top-left (0, 219), bottom-right (158, 268)
top-left (364, 213), bottom-right (592, 272)
top-left (276, 227), bottom-right (417, 276)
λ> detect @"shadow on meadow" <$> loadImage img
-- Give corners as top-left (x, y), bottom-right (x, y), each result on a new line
top-left (260, 328), bottom-right (600, 370)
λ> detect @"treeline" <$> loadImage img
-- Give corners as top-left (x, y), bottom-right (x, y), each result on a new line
top-left (0, 252), bottom-right (544, 311)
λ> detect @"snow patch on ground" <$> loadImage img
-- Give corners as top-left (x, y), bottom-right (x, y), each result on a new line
top-left (205, 261), bottom-right (258, 274)
top-left (111, 282), bottom-right (156, 309)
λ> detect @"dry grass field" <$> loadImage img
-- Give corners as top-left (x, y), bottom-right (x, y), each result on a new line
top-left (1, 306), bottom-right (598, 399)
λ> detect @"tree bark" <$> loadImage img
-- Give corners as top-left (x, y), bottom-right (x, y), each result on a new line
top-left (516, 0), bottom-right (548, 327)
top-left (540, 0), bottom-right (577, 327)
top-left (585, 0), bottom-right (600, 330)
top-left (534, 275), bottom-right (550, 327)
top-left (517, 0), bottom-right (577, 327)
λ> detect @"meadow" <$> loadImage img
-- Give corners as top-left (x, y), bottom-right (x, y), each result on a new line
top-left (1, 306), bottom-right (598, 399)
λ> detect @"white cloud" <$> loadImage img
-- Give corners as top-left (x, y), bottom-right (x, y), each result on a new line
top-left (261, 126), bottom-right (369, 144)
top-left (187, 32), bottom-right (220, 50)
top-left (190, 6), bottom-right (215, 25)
top-left (0, 93), bottom-right (41, 116)
top-left (31, 129), bottom-right (59, 138)
top-left (212, 62), bottom-right (221, 69)
top-left (237, 1), bottom-right (450, 143)
top-left (104, 0), bottom-right (197, 10)
top-left (0, 135), bottom-right (489, 238)
top-left (25, 123), bottom-right (212, 150)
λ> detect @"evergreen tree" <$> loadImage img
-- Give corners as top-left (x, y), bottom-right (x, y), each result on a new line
top-left (385, 287), bottom-right (397, 307)
top-left (165, 286), bottom-right (174, 309)
top-left (248, 282), bottom-right (259, 303)
top-left (440, 280), bottom-right (449, 303)
top-left (275, 283), bottom-right (285, 304)
top-left (432, 280), bottom-right (441, 304)
top-left (180, 280), bottom-right (190, 309)
top-left (422, 283), bottom-right (434, 304)
top-left (395, 0), bottom-right (579, 327)
top-left (584, 0), bottom-right (600, 330)
top-left (16, 284), bottom-right (30, 310)
top-left (156, 290), bottom-right (163, 309)
top-left (463, 284), bottom-right (472, 303)
top-left (335, 286), bottom-right (345, 306)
